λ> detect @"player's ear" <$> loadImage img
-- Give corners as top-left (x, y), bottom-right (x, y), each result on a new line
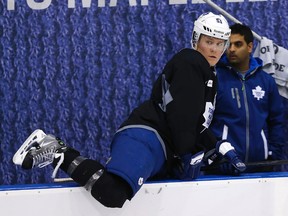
top-left (247, 42), bottom-right (253, 54)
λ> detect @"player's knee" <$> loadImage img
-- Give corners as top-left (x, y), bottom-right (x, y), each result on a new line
top-left (90, 171), bottom-right (132, 208)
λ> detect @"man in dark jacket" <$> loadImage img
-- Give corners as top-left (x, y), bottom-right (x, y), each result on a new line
top-left (13, 13), bottom-right (246, 208)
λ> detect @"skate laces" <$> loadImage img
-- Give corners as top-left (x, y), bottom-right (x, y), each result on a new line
top-left (32, 146), bottom-right (65, 179)
top-left (33, 146), bottom-right (57, 168)
top-left (52, 153), bottom-right (65, 179)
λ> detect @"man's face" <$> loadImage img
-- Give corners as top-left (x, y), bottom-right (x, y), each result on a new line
top-left (226, 33), bottom-right (253, 70)
top-left (196, 34), bottom-right (227, 67)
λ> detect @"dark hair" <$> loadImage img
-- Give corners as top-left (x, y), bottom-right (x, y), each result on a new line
top-left (230, 23), bottom-right (254, 44)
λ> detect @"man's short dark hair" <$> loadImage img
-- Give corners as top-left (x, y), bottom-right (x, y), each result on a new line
top-left (230, 23), bottom-right (254, 44)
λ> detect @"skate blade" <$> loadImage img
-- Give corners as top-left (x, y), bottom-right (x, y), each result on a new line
top-left (13, 129), bottom-right (46, 165)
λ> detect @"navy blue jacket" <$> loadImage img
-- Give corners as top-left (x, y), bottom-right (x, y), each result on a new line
top-left (211, 55), bottom-right (285, 162)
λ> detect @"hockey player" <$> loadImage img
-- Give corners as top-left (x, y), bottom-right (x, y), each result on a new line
top-left (13, 12), bottom-right (246, 208)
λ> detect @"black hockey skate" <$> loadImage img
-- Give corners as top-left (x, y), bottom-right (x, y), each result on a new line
top-left (13, 129), bottom-right (67, 178)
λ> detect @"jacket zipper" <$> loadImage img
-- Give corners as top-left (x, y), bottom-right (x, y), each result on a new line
top-left (241, 76), bottom-right (250, 162)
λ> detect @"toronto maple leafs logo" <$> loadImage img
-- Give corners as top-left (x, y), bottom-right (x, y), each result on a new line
top-left (216, 18), bottom-right (222, 24)
top-left (252, 86), bottom-right (265, 100)
top-left (138, 177), bottom-right (144, 186)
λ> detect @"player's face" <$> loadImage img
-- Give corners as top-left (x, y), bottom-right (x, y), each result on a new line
top-left (196, 35), bottom-right (226, 66)
top-left (226, 33), bottom-right (253, 72)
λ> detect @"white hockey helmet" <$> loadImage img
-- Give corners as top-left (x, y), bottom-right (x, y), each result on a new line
top-left (191, 12), bottom-right (231, 50)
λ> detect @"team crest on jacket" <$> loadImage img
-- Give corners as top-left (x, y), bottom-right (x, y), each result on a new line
top-left (252, 86), bottom-right (265, 100)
